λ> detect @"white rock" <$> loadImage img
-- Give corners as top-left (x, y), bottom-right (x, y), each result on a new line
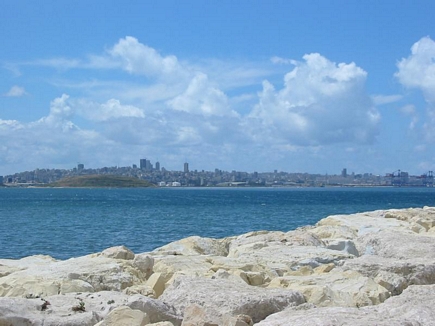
top-left (159, 276), bottom-right (305, 324)
top-left (133, 253), bottom-right (155, 278)
top-left (255, 284), bottom-right (435, 325)
top-left (94, 306), bottom-right (149, 326)
top-left (101, 245), bottom-right (135, 260)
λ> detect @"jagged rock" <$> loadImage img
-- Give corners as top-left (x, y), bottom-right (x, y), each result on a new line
top-left (123, 284), bottom-right (156, 297)
top-left (94, 306), bottom-right (149, 326)
top-left (159, 276), bottom-right (305, 324)
top-left (0, 291), bottom-right (181, 326)
top-left (146, 273), bottom-right (166, 298)
top-left (2, 207), bottom-right (435, 325)
top-left (152, 255), bottom-right (214, 285)
top-left (255, 284), bottom-right (435, 326)
top-left (268, 269), bottom-right (390, 307)
top-left (355, 229), bottom-right (435, 260)
top-left (126, 294), bottom-right (181, 325)
top-left (0, 255), bottom-right (146, 297)
top-left (101, 246), bottom-right (135, 260)
top-left (151, 236), bottom-right (230, 256)
top-left (133, 253), bottom-right (155, 278)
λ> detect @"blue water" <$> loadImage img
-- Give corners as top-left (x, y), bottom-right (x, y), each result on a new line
top-left (1, 187), bottom-right (434, 260)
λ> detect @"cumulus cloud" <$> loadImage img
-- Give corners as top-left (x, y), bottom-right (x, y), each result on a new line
top-left (396, 36), bottom-right (435, 101)
top-left (4, 85), bottom-right (27, 97)
top-left (76, 98), bottom-right (145, 121)
top-left (396, 37), bottom-right (435, 141)
top-left (109, 36), bottom-right (186, 80)
top-left (167, 73), bottom-right (238, 117)
top-left (246, 53), bottom-right (379, 146)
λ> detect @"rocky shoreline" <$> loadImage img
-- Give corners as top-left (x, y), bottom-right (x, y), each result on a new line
top-left (1, 207), bottom-right (435, 325)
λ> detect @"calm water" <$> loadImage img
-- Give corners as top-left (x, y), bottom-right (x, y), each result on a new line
top-left (1, 187), bottom-right (434, 260)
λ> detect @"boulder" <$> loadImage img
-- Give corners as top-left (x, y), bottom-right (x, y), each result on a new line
top-left (152, 236), bottom-right (230, 256)
top-left (101, 246), bottom-right (135, 260)
top-left (0, 291), bottom-right (182, 326)
top-left (0, 255), bottom-right (147, 297)
top-left (159, 276), bottom-right (305, 324)
top-left (94, 306), bottom-right (149, 326)
top-left (255, 284), bottom-right (435, 326)
top-left (133, 253), bottom-right (155, 278)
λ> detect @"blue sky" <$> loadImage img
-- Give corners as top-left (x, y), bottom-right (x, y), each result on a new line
top-left (1, 1), bottom-right (435, 175)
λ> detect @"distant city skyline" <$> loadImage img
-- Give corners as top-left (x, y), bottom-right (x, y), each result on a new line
top-left (1, 2), bottom-right (435, 176)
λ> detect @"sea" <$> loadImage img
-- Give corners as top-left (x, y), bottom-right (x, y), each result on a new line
top-left (1, 187), bottom-right (435, 260)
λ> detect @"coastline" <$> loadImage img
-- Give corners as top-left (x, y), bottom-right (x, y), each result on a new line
top-left (1, 206), bottom-right (435, 325)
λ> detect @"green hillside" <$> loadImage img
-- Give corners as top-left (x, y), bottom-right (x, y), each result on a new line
top-left (46, 175), bottom-right (155, 188)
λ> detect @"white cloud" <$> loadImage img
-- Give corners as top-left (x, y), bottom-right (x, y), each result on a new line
top-left (167, 73), bottom-right (238, 117)
top-left (109, 36), bottom-right (186, 80)
top-left (246, 53), bottom-right (379, 146)
top-left (400, 104), bottom-right (416, 115)
top-left (371, 94), bottom-right (403, 105)
top-left (396, 36), bottom-right (435, 101)
top-left (396, 37), bottom-right (435, 141)
top-left (4, 86), bottom-right (27, 97)
top-left (270, 56), bottom-right (296, 65)
top-left (76, 98), bottom-right (145, 121)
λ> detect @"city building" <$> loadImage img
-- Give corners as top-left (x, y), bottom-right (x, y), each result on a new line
top-left (155, 161), bottom-right (160, 171)
top-left (78, 163), bottom-right (84, 171)
top-left (0, 176), bottom-right (3, 184)
top-left (184, 162), bottom-right (189, 173)
top-left (140, 159), bottom-right (147, 169)
top-left (342, 168), bottom-right (347, 178)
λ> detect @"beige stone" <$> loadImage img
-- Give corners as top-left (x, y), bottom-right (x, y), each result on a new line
top-left (101, 245), bottom-right (135, 260)
top-left (95, 306), bottom-right (149, 326)
top-left (268, 270), bottom-right (390, 307)
top-left (146, 273), bottom-right (166, 298)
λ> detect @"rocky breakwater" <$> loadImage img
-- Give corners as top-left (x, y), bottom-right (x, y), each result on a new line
top-left (1, 207), bottom-right (435, 325)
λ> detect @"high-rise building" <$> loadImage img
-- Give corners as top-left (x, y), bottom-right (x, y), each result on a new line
top-left (155, 161), bottom-right (160, 171)
top-left (0, 176), bottom-right (3, 184)
top-left (184, 162), bottom-right (189, 173)
top-left (342, 168), bottom-right (347, 178)
top-left (78, 163), bottom-right (84, 171)
top-left (146, 160), bottom-right (153, 171)
top-left (140, 159), bottom-right (147, 169)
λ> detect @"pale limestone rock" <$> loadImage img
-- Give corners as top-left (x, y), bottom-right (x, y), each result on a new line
top-left (152, 255), bottom-right (213, 284)
top-left (325, 239), bottom-right (359, 256)
top-left (268, 270), bottom-right (390, 307)
top-left (101, 245), bottom-right (135, 260)
top-left (229, 242), bottom-right (354, 270)
top-left (340, 254), bottom-right (435, 287)
top-left (126, 294), bottom-right (181, 325)
top-left (211, 269), bottom-right (249, 284)
top-left (222, 314), bottom-right (253, 326)
top-left (94, 306), bottom-right (149, 326)
top-left (148, 322), bottom-right (175, 326)
top-left (133, 253), bottom-right (155, 278)
top-left (159, 276), bottom-right (305, 324)
top-left (0, 291), bottom-right (181, 326)
top-left (181, 304), bottom-right (218, 326)
top-left (146, 273), bottom-right (166, 298)
top-left (255, 284), bottom-right (435, 326)
top-left (0, 264), bottom-right (22, 277)
top-left (0, 255), bottom-right (146, 297)
top-left (152, 236), bottom-right (230, 256)
top-left (355, 229), bottom-right (435, 260)
top-left (313, 263), bottom-right (335, 274)
top-left (309, 224), bottom-right (357, 240)
top-left (374, 271), bottom-right (408, 295)
top-left (123, 284), bottom-right (156, 297)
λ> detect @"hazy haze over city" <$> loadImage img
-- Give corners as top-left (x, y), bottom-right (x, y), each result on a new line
top-left (1, 1), bottom-right (435, 176)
